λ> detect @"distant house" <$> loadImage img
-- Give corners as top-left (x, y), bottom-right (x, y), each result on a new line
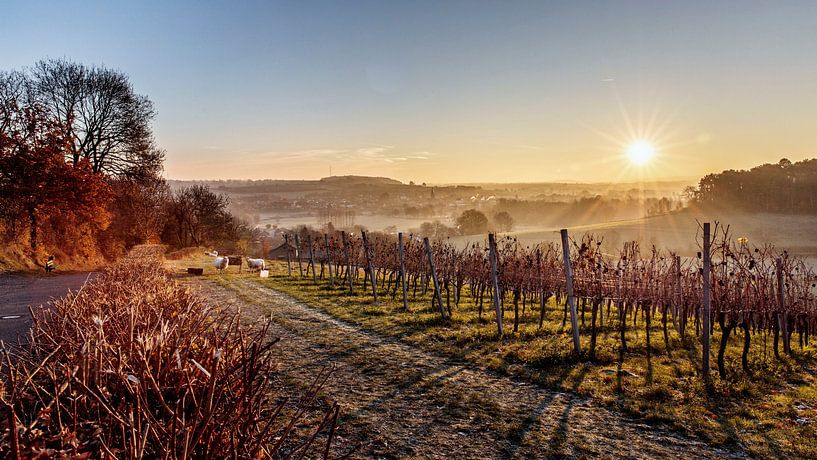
top-left (267, 241), bottom-right (296, 260)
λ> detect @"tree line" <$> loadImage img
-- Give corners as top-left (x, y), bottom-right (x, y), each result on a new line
top-left (689, 158), bottom-right (817, 213)
top-left (0, 59), bottom-right (248, 268)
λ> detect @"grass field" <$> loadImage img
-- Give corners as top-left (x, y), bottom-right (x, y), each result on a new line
top-left (173, 252), bottom-right (817, 458)
top-left (448, 209), bottom-right (817, 265)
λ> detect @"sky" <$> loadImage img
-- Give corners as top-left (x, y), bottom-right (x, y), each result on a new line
top-left (3, 1), bottom-right (817, 184)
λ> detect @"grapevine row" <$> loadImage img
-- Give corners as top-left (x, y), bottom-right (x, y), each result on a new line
top-left (282, 223), bottom-right (816, 379)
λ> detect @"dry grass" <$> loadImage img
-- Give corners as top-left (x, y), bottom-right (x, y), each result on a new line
top-left (0, 250), bottom-right (338, 458)
top-left (164, 246), bottom-right (206, 261)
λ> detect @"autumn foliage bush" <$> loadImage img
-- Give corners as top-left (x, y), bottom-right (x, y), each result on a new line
top-left (0, 100), bottom-right (112, 267)
top-left (1, 60), bottom-right (175, 269)
top-left (0, 253), bottom-right (337, 458)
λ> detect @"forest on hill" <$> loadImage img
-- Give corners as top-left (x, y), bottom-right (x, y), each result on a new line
top-left (690, 158), bottom-right (817, 213)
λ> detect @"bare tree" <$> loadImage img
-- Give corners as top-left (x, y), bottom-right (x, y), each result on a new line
top-left (164, 185), bottom-right (236, 248)
top-left (493, 211), bottom-right (514, 232)
top-left (106, 177), bottom-right (170, 246)
top-left (0, 71), bottom-right (29, 135)
top-left (30, 59), bottom-right (163, 181)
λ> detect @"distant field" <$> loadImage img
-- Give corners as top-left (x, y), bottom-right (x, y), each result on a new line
top-left (258, 208), bottom-right (817, 266)
top-left (453, 209), bottom-right (817, 263)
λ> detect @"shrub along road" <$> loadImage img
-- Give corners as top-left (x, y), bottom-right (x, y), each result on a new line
top-left (0, 272), bottom-right (95, 344)
top-left (189, 276), bottom-right (744, 459)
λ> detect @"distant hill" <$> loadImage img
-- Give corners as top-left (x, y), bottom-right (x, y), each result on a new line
top-left (168, 175), bottom-right (404, 193)
top-left (168, 176), bottom-right (412, 195)
top-left (319, 175), bottom-right (402, 186)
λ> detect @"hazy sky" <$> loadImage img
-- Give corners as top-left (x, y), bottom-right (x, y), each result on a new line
top-left (3, 1), bottom-right (817, 183)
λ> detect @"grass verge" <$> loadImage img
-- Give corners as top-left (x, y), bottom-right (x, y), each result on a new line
top-left (1, 250), bottom-right (338, 458)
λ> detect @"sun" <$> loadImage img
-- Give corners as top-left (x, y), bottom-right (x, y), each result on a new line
top-left (626, 140), bottom-right (655, 166)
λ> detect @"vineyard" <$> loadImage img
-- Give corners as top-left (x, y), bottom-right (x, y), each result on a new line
top-left (248, 223), bottom-right (817, 455)
top-left (285, 224), bottom-right (816, 377)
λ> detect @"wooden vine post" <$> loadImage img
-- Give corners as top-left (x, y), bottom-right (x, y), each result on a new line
top-left (325, 233), bottom-right (334, 288)
top-left (702, 222), bottom-right (712, 381)
top-left (294, 234), bottom-right (304, 277)
top-left (398, 232), bottom-right (408, 310)
top-left (776, 257), bottom-right (791, 355)
top-left (307, 233), bottom-right (317, 284)
top-left (674, 255), bottom-right (683, 336)
top-left (342, 231), bottom-right (353, 294)
top-left (362, 231), bottom-right (378, 302)
top-left (560, 229), bottom-right (582, 356)
top-left (488, 233), bottom-right (503, 336)
top-left (423, 237), bottom-right (446, 319)
top-left (590, 251), bottom-right (603, 357)
top-left (284, 233), bottom-right (292, 276)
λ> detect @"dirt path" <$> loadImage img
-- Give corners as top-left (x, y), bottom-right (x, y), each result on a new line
top-left (0, 272), bottom-right (96, 344)
top-left (189, 277), bottom-right (743, 459)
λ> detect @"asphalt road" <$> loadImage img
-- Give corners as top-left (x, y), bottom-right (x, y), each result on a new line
top-left (0, 272), bottom-right (96, 345)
